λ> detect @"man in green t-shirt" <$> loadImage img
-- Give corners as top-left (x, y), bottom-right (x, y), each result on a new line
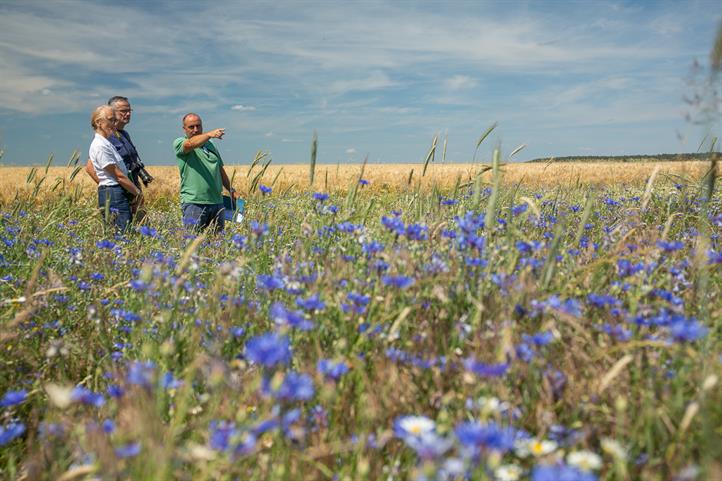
top-left (173, 113), bottom-right (236, 232)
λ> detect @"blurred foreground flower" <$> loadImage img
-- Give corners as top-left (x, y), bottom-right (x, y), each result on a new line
top-left (0, 422), bottom-right (25, 446)
top-left (567, 450), bottom-right (603, 471)
top-left (0, 389), bottom-right (27, 408)
top-left (244, 332), bottom-right (291, 368)
top-left (531, 463), bottom-right (597, 481)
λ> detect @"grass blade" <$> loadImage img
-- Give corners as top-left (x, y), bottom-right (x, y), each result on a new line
top-left (309, 130), bottom-right (318, 187)
top-left (473, 122), bottom-right (497, 162)
top-left (421, 134), bottom-right (438, 177)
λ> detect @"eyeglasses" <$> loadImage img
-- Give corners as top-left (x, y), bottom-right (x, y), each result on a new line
top-left (117, 109), bottom-right (133, 114)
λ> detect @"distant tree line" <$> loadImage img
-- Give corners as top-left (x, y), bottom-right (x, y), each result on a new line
top-left (526, 152), bottom-right (718, 163)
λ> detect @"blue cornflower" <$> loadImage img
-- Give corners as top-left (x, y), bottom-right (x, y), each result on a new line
top-left (381, 275), bottom-right (415, 289)
top-left (524, 330), bottom-right (554, 346)
top-left (587, 293), bottom-right (620, 308)
top-left (336, 221), bottom-right (360, 233)
top-left (656, 240), bottom-right (684, 253)
top-left (709, 250), bottom-right (722, 264)
top-left (455, 421), bottom-right (517, 454)
top-left (129, 279), bottom-right (148, 291)
top-left (274, 371), bottom-right (315, 401)
top-left (0, 422), bottom-right (25, 446)
top-left (209, 420), bottom-right (237, 451)
top-left (259, 184), bottom-right (272, 195)
top-left (650, 288), bottom-right (683, 306)
top-left (107, 384), bottom-right (124, 398)
top-left (544, 296), bottom-right (582, 317)
top-left (270, 302), bottom-right (314, 331)
top-left (317, 359), bottom-right (349, 381)
top-left (463, 358), bottom-right (509, 377)
top-left (456, 211), bottom-right (485, 233)
top-left (362, 240), bottom-right (385, 257)
top-left (405, 223), bottom-right (428, 241)
top-left (295, 293), bottom-right (325, 312)
top-left (516, 342), bottom-right (535, 362)
top-left (127, 361), bottom-right (156, 388)
top-left (160, 372), bottom-right (182, 390)
top-left (95, 239), bottom-right (116, 249)
top-left (231, 233), bottom-right (247, 249)
top-left (115, 442), bottom-right (141, 458)
top-left (617, 259), bottom-right (644, 277)
top-left (256, 273), bottom-right (285, 291)
top-left (71, 386), bottom-right (105, 407)
top-left (531, 463), bottom-right (597, 481)
top-left (252, 417), bottom-right (280, 435)
top-left (359, 179), bottom-right (369, 186)
top-left (210, 420), bottom-right (258, 456)
top-left (669, 318), bottom-right (708, 343)
top-left (373, 259), bottom-right (390, 272)
top-left (0, 389), bottom-right (27, 408)
top-left (138, 226), bottom-right (157, 237)
top-left (342, 292), bottom-right (370, 314)
top-left (511, 203), bottom-right (528, 216)
top-left (102, 419), bottom-right (116, 433)
top-left (244, 332), bottom-right (291, 367)
top-left (516, 240), bottom-right (534, 254)
top-left (312, 192), bottom-right (329, 202)
top-left (600, 323), bottom-right (632, 342)
top-left (249, 221), bottom-right (269, 237)
top-left (381, 215), bottom-right (405, 235)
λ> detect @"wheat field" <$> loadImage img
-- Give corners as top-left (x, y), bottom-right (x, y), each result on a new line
top-left (0, 161), bottom-right (715, 205)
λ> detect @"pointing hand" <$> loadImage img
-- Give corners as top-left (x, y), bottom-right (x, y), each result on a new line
top-left (208, 128), bottom-right (225, 139)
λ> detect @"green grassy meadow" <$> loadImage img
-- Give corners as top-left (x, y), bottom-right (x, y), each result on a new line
top-left (0, 156), bottom-right (720, 481)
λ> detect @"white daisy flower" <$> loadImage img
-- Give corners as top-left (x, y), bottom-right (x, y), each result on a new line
top-left (567, 450), bottom-right (603, 471)
top-left (394, 415), bottom-right (436, 438)
top-left (515, 438), bottom-right (557, 457)
top-left (601, 438), bottom-right (627, 461)
top-left (495, 463), bottom-right (523, 481)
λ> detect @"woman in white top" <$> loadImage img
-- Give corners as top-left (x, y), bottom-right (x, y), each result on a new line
top-left (89, 105), bottom-right (142, 232)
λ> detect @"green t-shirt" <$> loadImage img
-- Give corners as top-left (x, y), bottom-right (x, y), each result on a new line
top-left (173, 137), bottom-right (224, 205)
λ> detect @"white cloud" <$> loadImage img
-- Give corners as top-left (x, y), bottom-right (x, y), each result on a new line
top-left (328, 71), bottom-right (396, 95)
top-left (346, 148), bottom-right (357, 155)
top-left (265, 131), bottom-right (273, 137)
top-left (445, 75), bottom-right (477, 90)
top-left (231, 104), bottom-right (256, 111)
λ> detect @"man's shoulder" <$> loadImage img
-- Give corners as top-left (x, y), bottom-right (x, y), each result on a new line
top-left (108, 132), bottom-right (123, 148)
top-left (173, 137), bottom-right (187, 152)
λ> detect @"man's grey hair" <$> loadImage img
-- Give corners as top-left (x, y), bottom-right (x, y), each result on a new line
top-left (107, 96), bottom-right (129, 107)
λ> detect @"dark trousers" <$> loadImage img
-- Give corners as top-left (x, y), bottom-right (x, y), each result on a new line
top-left (181, 203), bottom-right (225, 233)
top-left (98, 185), bottom-right (132, 232)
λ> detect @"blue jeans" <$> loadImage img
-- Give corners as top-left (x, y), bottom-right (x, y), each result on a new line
top-left (98, 185), bottom-right (132, 232)
top-left (181, 203), bottom-right (225, 233)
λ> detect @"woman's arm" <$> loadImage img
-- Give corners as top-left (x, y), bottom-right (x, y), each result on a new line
top-left (85, 159), bottom-right (100, 184)
top-left (103, 163), bottom-right (141, 199)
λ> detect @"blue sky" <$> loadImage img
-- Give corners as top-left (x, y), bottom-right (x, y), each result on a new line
top-left (0, 0), bottom-right (720, 166)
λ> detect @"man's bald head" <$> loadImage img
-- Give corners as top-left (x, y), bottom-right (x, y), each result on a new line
top-left (182, 113), bottom-right (203, 138)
